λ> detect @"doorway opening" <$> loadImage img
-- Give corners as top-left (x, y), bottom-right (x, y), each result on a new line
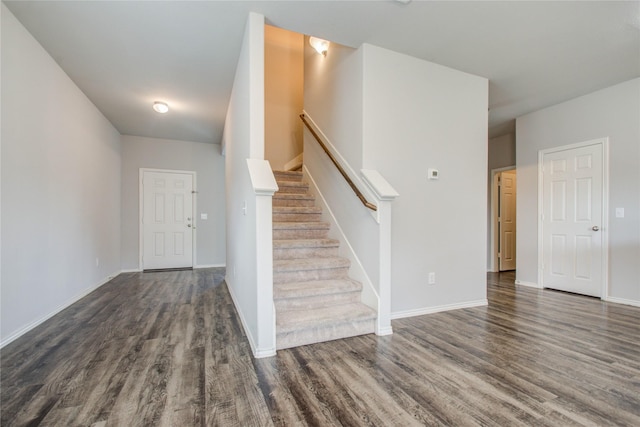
top-left (490, 167), bottom-right (517, 272)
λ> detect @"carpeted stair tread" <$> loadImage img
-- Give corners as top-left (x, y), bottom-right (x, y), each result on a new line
top-left (273, 238), bottom-right (340, 260)
top-left (273, 206), bottom-right (323, 223)
top-left (273, 193), bottom-right (314, 200)
top-left (273, 206), bottom-right (322, 214)
top-left (277, 181), bottom-right (307, 186)
top-left (274, 257), bottom-right (350, 272)
top-left (273, 221), bottom-right (330, 230)
top-left (273, 193), bottom-right (316, 207)
top-left (276, 318), bottom-right (375, 349)
top-left (276, 303), bottom-right (376, 333)
top-left (274, 185), bottom-right (305, 192)
top-left (273, 170), bottom-right (303, 182)
top-left (273, 238), bottom-right (339, 249)
top-left (274, 279), bottom-right (362, 299)
top-left (276, 179), bottom-right (309, 189)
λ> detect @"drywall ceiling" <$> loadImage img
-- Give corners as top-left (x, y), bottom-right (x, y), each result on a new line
top-left (4, 1), bottom-right (639, 143)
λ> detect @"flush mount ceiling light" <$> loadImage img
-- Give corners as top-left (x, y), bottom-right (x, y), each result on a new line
top-left (152, 101), bottom-right (169, 113)
top-left (309, 36), bottom-right (330, 56)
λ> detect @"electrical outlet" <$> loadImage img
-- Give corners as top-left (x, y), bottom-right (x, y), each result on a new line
top-left (428, 272), bottom-right (436, 285)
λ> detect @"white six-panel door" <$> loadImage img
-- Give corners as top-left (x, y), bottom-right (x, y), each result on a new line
top-left (541, 142), bottom-right (604, 297)
top-left (142, 170), bottom-right (194, 270)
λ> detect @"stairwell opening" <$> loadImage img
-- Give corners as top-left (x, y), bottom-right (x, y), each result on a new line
top-left (264, 25), bottom-right (304, 171)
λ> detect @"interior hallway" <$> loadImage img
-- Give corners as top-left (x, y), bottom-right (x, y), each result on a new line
top-left (1, 269), bottom-right (639, 426)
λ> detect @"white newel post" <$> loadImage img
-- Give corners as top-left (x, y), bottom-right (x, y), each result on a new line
top-left (247, 159), bottom-right (279, 357)
top-left (361, 169), bottom-right (399, 336)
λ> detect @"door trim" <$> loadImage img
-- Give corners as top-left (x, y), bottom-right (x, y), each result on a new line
top-left (489, 166), bottom-right (515, 272)
top-left (537, 138), bottom-right (609, 298)
top-left (139, 168), bottom-right (197, 271)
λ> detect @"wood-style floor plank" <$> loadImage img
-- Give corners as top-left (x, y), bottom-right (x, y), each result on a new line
top-left (2, 270), bottom-right (639, 426)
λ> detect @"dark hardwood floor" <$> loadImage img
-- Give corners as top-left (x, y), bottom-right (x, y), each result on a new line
top-left (1, 269), bottom-right (639, 426)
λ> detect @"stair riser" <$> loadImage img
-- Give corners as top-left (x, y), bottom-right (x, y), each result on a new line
top-left (273, 199), bottom-right (315, 207)
top-left (273, 213), bottom-right (323, 222)
top-left (276, 186), bottom-right (309, 194)
top-left (276, 319), bottom-right (375, 350)
top-left (275, 181), bottom-right (303, 187)
top-left (274, 174), bottom-right (303, 183)
top-left (273, 229), bottom-right (329, 240)
top-left (273, 246), bottom-right (339, 260)
top-left (274, 267), bottom-right (349, 284)
top-left (275, 291), bottom-right (361, 311)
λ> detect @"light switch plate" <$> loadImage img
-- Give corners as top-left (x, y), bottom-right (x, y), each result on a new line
top-left (615, 208), bottom-right (624, 218)
top-left (200, 213), bottom-right (208, 220)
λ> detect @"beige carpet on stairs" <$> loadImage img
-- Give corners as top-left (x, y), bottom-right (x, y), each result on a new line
top-left (272, 170), bottom-right (376, 350)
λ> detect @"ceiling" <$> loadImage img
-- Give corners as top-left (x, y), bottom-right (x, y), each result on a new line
top-left (4, 1), bottom-right (639, 143)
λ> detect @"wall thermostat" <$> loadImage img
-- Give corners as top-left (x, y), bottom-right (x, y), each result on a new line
top-left (428, 168), bottom-right (439, 180)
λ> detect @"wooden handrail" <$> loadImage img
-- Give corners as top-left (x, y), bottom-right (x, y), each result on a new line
top-left (300, 114), bottom-right (377, 211)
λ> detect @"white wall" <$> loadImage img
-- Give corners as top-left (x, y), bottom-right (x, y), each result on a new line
top-left (1, 5), bottom-right (122, 345)
top-left (303, 123), bottom-right (382, 301)
top-left (223, 13), bottom-right (275, 357)
top-left (304, 38), bottom-right (363, 171)
top-left (265, 25), bottom-right (304, 171)
top-left (516, 78), bottom-right (640, 304)
top-left (120, 135), bottom-right (226, 271)
top-left (304, 40), bottom-right (488, 318)
top-left (361, 44), bottom-right (489, 315)
top-left (487, 133), bottom-right (516, 269)
top-left (303, 41), bottom-right (382, 296)
top-left (489, 134), bottom-right (516, 172)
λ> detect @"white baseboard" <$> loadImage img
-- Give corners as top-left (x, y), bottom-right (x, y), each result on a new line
top-left (391, 299), bottom-right (488, 320)
top-left (253, 347), bottom-right (277, 358)
top-left (0, 270), bottom-right (121, 348)
top-left (225, 278), bottom-right (276, 359)
top-left (376, 326), bottom-right (393, 336)
top-left (284, 153), bottom-right (303, 171)
top-left (604, 296), bottom-right (640, 308)
top-left (122, 265), bottom-right (225, 272)
top-left (195, 264), bottom-right (226, 269)
top-left (515, 280), bottom-right (542, 289)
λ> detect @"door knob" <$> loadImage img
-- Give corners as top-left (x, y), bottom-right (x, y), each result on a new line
top-left (592, 226), bottom-right (599, 231)
top-left (187, 224), bottom-right (191, 228)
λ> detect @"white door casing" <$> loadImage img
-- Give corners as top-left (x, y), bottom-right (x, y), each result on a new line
top-left (141, 170), bottom-right (195, 270)
top-left (499, 170), bottom-right (517, 271)
top-left (539, 139), bottom-right (608, 297)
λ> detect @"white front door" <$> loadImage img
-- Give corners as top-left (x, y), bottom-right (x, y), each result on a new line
top-left (142, 170), bottom-right (194, 270)
top-left (499, 170), bottom-right (517, 271)
top-left (541, 142), bottom-right (604, 297)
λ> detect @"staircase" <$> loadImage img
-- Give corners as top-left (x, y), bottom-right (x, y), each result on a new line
top-left (272, 170), bottom-right (376, 350)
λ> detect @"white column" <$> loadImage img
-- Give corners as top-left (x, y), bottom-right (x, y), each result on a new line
top-left (248, 159), bottom-right (278, 357)
top-left (361, 169), bottom-right (399, 335)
